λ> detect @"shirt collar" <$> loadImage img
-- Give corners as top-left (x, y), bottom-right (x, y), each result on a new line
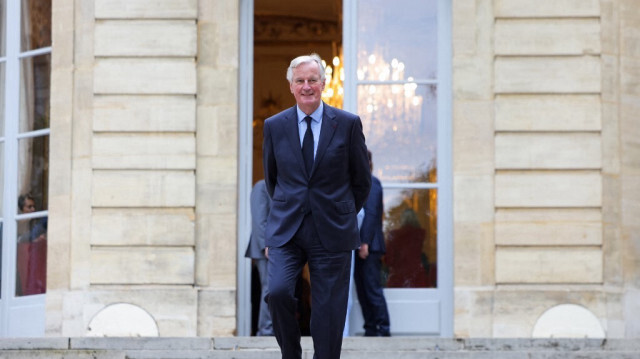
top-left (297, 102), bottom-right (323, 124)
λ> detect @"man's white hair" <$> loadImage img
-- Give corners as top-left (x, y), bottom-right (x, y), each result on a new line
top-left (286, 53), bottom-right (326, 83)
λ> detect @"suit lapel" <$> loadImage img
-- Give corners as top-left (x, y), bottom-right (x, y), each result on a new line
top-left (311, 103), bottom-right (337, 176)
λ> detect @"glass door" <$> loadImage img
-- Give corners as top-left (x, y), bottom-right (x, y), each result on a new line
top-left (0, 0), bottom-right (51, 337)
top-left (344, 0), bottom-right (452, 336)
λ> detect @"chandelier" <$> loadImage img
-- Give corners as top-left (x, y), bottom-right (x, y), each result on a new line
top-left (321, 50), bottom-right (344, 109)
top-left (320, 49), bottom-right (428, 182)
top-left (358, 52), bottom-right (423, 124)
top-left (320, 50), bottom-right (423, 123)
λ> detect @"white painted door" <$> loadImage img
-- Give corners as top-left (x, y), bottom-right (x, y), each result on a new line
top-left (344, 0), bottom-right (452, 336)
top-left (0, 0), bottom-right (51, 337)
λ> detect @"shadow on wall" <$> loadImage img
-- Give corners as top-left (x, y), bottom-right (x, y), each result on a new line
top-left (87, 303), bottom-right (159, 337)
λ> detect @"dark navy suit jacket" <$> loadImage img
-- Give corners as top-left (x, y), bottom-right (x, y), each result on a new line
top-left (263, 103), bottom-right (371, 252)
top-left (360, 176), bottom-right (386, 253)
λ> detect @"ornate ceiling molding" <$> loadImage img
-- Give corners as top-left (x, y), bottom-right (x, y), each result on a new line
top-left (254, 15), bottom-right (340, 43)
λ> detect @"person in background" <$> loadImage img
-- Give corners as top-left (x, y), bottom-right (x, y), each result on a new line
top-left (353, 150), bottom-right (391, 336)
top-left (245, 179), bottom-right (274, 336)
top-left (16, 193), bottom-right (47, 295)
top-left (18, 194), bottom-right (36, 214)
top-left (17, 194), bottom-right (36, 243)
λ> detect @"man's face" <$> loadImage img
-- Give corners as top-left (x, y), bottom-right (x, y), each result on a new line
top-left (290, 61), bottom-right (325, 114)
top-left (23, 198), bottom-right (35, 213)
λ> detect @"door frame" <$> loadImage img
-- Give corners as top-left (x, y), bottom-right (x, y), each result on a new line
top-left (237, 0), bottom-right (255, 337)
top-left (236, 0), bottom-right (453, 337)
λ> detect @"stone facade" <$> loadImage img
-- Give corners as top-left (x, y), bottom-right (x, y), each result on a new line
top-left (453, 0), bottom-right (640, 338)
top-left (48, 0), bottom-right (237, 336)
top-left (46, 0), bottom-right (640, 338)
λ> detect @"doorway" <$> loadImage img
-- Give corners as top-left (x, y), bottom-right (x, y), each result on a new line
top-left (238, 0), bottom-right (452, 337)
top-left (249, 0), bottom-right (343, 336)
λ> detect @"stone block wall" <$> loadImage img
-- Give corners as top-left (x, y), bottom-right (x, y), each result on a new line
top-left (616, 0), bottom-right (640, 337)
top-left (48, 0), bottom-right (238, 337)
top-left (453, 0), bottom-right (640, 338)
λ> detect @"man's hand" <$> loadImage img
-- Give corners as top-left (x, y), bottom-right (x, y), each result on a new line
top-left (265, 247), bottom-right (269, 259)
top-left (358, 243), bottom-right (369, 259)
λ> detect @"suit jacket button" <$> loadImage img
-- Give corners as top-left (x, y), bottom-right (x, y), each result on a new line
top-left (300, 207), bottom-right (305, 213)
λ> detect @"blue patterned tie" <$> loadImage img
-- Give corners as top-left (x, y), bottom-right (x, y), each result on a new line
top-left (302, 116), bottom-right (314, 175)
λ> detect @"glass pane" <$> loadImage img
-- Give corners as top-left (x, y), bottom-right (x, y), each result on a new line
top-left (0, 61), bottom-right (5, 137)
top-left (21, 0), bottom-right (52, 51)
top-left (357, 0), bottom-right (437, 80)
top-left (382, 188), bottom-right (437, 289)
top-left (0, 142), bottom-right (4, 216)
top-left (17, 135), bottom-right (49, 213)
top-left (0, 0), bottom-right (5, 56)
top-left (359, 84), bottom-right (437, 183)
top-left (0, 219), bottom-right (3, 299)
top-left (16, 217), bottom-right (47, 296)
top-left (20, 54), bottom-right (50, 133)
top-left (1, 219), bottom-right (3, 299)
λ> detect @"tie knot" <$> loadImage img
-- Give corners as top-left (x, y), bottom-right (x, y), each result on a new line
top-left (304, 116), bottom-right (312, 126)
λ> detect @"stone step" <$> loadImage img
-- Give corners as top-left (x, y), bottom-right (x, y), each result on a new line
top-left (217, 337), bottom-right (640, 352)
top-left (2, 350), bottom-right (640, 359)
top-left (0, 337), bottom-right (638, 359)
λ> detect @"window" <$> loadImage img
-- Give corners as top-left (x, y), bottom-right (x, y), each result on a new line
top-left (344, 0), bottom-right (452, 335)
top-left (356, 0), bottom-right (439, 289)
top-left (0, 0), bottom-right (51, 336)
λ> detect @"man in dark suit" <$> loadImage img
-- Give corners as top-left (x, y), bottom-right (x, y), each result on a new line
top-left (245, 179), bottom-right (274, 336)
top-left (354, 151), bottom-right (391, 337)
top-left (263, 53), bottom-right (371, 359)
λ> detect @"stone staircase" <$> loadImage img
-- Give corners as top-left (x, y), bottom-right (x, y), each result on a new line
top-left (1, 337), bottom-right (639, 358)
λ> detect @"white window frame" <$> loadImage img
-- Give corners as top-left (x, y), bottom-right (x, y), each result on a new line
top-left (343, 0), bottom-right (453, 336)
top-left (0, 0), bottom-right (51, 337)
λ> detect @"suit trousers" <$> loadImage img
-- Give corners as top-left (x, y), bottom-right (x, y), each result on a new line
top-left (354, 252), bottom-right (391, 336)
top-left (268, 214), bottom-right (352, 359)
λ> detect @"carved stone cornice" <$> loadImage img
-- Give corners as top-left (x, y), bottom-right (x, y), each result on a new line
top-left (254, 15), bottom-right (339, 43)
